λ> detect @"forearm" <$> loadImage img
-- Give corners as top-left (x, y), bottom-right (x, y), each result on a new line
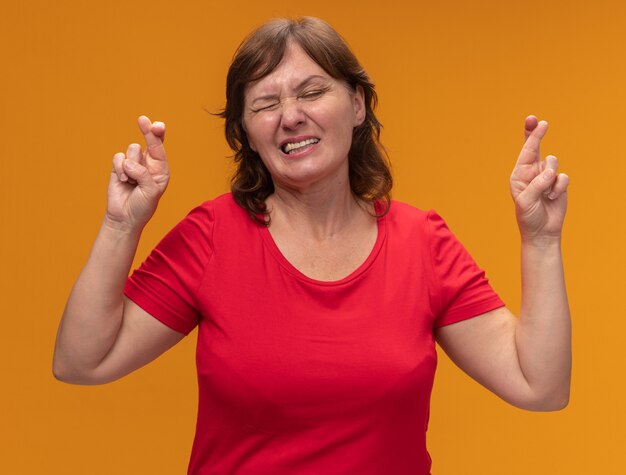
top-left (515, 238), bottom-right (571, 409)
top-left (53, 217), bottom-right (143, 380)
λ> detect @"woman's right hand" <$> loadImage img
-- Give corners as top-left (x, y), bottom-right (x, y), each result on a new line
top-left (105, 116), bottom-right (169, 232)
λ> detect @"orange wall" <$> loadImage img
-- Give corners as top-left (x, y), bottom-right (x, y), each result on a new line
top-left (1, 0), bottom-right (624, 473)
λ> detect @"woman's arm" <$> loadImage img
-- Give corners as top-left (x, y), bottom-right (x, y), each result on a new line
top-left (435, 116), bottom-right (571, 411)
top-left (53, 116), bottom-right (183, 385)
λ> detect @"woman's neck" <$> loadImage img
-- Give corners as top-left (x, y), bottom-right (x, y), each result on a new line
top-left (267, 182), bottom-right (372, 241)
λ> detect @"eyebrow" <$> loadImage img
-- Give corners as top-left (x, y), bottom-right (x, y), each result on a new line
top-left (249, 75), bottom-right (330, 107)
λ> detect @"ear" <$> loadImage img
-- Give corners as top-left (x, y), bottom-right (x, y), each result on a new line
top-left (353, 85), bottom-right (366, 127)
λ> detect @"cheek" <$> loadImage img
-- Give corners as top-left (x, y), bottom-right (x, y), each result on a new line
top-left (244, 116), bottom-right (280, 153)
top-left (321, 100), bottom-right (359, 131)
top-left (243, 122), bottom-right (263, 153)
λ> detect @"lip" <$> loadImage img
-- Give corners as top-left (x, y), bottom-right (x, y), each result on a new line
top-left (278, 135), bottom-right (321, 159)
top-left (278, 135), bottom-right (320, 150)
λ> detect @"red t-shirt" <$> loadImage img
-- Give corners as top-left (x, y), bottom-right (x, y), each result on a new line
top-left (125, 194), bottom-right (504, 475)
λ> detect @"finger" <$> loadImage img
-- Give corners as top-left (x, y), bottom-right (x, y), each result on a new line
top-left (517, 164), bottom-right (557, 205)
top-left (126, 143), bottom-right (143, 164)
top-left (123, 143), bottom-right (142, 185)
top-left (541, 155), bottom-right (558, 195)
top-left (122, 159), bottom-right (154, 189)
top-left (548, 173), bottom-right (569, 200)
top-left (543, 154), bottom-right (558, 174)
top-left (544, 154), bottom-right (558, 170)
top-left (152, 121), bottom-right (166, 142)
top-left (137, 115), bottom-right (167, 161)
top-left (524, 115), bottom-right (539, 142)
top-left (516, 119), bottom-right (548, 167)
top-left (112, 152), bottom-right (128, 182)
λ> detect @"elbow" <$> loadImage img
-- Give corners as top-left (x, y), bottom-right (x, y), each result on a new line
top-left (52, 356), bottom-right (108, 386)
top-left (547, 390), bottom-right (570, 411)
top-left (52, 367), bottom-right (107, 385)
top-left (52, 354), bottom-right (71, 383)
top-left (532, 395), bottom-right (569, 412)
top-left (53, 370), bottom-right (77, 384)
top-left (520, 387), bottom-right (570, 412)
top-left (52, 352), bottom-right (78, 384)
top-left (52, 361), bottom-right (86, 385)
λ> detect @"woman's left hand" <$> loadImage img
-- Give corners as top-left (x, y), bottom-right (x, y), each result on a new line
top-left (510, 116), bottom-right (569, 244)
top-left (435, 116), bottom-right (572, 412)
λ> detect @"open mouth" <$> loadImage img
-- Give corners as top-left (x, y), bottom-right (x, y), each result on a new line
top-left (281, 138), bottom-right (320, 154)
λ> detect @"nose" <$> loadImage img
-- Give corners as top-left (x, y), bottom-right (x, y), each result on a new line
top-left (280, 97), bottom-right (306, 130)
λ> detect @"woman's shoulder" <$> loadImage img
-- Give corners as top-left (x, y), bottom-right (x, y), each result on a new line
top-left (158, 193), bottom-right (255, 255)
top-left (387, 199), bottom-right (439, 223)
top-left (385, 200), bottom-right (452, 239)
top-left (186, 193), bottom-right (250, 224)
top-left (190, 192), bottom-right (237, 213)
top-left (180, 192), bottom-right (258, 241)
top-left (388, 200), bottom-right (428, 216)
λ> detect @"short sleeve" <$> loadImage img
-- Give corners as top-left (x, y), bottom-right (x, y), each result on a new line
top-left (124, 204), bottom-right (214, 334)
top-left (427, 211), bottom-right (505, 328)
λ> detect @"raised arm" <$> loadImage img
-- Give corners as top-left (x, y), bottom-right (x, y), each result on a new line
top-left (53, 116), bottom-right (184, 385)
top-left (435, 116), bottom-right (571, 411)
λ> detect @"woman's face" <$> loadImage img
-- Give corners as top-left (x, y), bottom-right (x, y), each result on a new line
top-left (242, 42), bottom-right (365, 193)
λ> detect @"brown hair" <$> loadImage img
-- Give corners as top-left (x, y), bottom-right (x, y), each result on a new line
top-left (221, 17), bottom-right (392, 224)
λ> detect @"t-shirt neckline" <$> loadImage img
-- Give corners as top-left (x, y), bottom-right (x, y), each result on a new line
top-left (258, 203), bottom-right (388, 286)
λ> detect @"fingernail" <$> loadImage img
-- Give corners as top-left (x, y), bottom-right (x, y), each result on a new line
top-left (120, 173), bottom-right (128, 182)
top-left (125, 160), bottom-right (136, 170)
top-left (544, 168), bottom-right (555, 179)
top-left (548, 192), bottom-right (557, 200)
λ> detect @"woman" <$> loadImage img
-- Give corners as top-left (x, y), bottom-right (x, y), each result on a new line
top-left (53, 17), bottom-right (571, 475)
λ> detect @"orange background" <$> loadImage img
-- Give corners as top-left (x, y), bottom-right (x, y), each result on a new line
top-left (1, 0), bottom-right (624, 473)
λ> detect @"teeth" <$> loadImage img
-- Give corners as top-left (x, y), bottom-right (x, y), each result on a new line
top-left (283, 138), bottom-right (319, 154)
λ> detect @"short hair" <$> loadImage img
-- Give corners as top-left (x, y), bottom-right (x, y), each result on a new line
top-left (220, 17), bottom-right (392, 224)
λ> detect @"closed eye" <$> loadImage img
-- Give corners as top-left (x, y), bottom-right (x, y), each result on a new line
top-left (250, 101), bottom-right (280, 113)
top-left (299, 85), bottom-right (331, 101)
top-left (299, 89), bottom-right (325, 100)
top-left (249, 84), bottom-right (331, 112)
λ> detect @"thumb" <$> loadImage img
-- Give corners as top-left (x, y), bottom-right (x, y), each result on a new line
top-left (123, 159), bottom-right (156, 190)
top-left (517, 166), bottom-right (556, 207)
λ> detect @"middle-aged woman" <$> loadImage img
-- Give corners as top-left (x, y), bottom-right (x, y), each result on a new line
top-left (53, 17), bottom-right (571, 475)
